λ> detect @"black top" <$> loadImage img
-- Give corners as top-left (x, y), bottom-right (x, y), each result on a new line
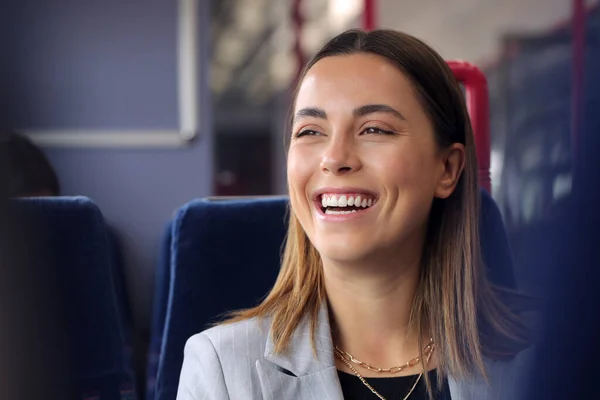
top-left (338, 369), bottom-right (451, 400)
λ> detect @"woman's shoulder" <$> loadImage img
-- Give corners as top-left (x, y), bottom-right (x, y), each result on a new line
top-left (452, 344), bottom-right (537, 400)
top-left (179, 317), bottom-right (272, 399)
top-left (184, 316), bottom-right (272, 362)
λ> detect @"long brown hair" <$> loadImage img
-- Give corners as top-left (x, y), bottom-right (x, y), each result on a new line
top-left (227, 29), bottom-right (530, 390)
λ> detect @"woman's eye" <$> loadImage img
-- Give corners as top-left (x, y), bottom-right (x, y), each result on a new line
top-left (295, 129), bottom-right (321, 138)
top-left (363, 126), bottom-right (395, 135)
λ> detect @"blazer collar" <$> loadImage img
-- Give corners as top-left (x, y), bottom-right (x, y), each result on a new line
top-left (263, 304), bottom-right (336, 376)
top-left (257, 304), bottom-right (344, 400)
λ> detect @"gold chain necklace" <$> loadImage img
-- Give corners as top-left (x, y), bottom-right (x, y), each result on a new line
top-left (334, 342), bottom-right (435, 400)
top-left (334, 338), bottom-right (434, 374)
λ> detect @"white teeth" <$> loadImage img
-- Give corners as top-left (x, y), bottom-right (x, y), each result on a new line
top-left (320, 193), bottom-right (376, 210)
top-left (325, 209), bottom-right (358, 215)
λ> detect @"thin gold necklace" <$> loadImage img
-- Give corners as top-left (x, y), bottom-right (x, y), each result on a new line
top-left (334, 343), bottom-right (435, 400)
top-left (334, 338), bottom-right (434, 374)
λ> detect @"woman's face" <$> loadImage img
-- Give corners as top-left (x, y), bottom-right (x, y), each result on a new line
top-left (287, 53), bottom-right (463, 264)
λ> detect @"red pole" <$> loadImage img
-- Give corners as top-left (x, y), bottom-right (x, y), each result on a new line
top-left (362, 0), bottom-right (376, 31)
top-left (447, 61), bottom-right (492, 193)
top-left (571, 0), bottom-right (586, 166)
top-left (292, 0), bottom-right (304, 85)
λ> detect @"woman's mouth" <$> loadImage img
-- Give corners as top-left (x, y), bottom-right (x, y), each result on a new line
top-left (318, 193), bottom-right (378, 215)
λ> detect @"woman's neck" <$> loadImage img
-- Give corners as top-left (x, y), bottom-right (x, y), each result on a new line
top-left (324, 252), bottom-right (432, 377)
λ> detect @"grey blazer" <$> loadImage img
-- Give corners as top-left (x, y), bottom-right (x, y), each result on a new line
top-left (177, 306), bottom-right (534, 399)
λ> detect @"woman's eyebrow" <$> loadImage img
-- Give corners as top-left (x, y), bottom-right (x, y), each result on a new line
top-left (292, 104), bottom-right (406, 123)
top-left (293, 107), bottom-right (327, 124)
top-left (353, 104), bottom-right (406, 121)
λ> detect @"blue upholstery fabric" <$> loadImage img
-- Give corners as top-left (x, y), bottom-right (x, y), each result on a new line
top-left (10, 196), bottom-right (138, 400)
top-left (480, 189), bottom-right (517, 289)
top-left (155, 197), bottom-right (288, 400)
top-left (108, 227), bottom-right (133, 335)
top-left (155, 191), bottom-right (514, 400)
top-left (147, 221), bottom-right (174, 400)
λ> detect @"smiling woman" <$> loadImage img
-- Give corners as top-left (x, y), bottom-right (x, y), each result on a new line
top-left (177, 30), bottom-right (533, 400)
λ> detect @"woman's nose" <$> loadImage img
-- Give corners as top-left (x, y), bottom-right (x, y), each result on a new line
top-left (319, 137), bottom-right (361, 175)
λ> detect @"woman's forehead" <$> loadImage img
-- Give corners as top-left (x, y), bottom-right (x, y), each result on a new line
top-left (294, 54), bottom-right (420, 116)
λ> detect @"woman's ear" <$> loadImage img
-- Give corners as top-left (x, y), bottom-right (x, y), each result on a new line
top-left (435, 143), bottom-right (465, 199)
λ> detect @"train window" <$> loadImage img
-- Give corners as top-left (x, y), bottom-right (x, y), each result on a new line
top-left (521, 178), bottom-right (544, 224)
top-left (552, 173), bottom-right (572, 201)
top-left (210, 0), bottom-right (361, 195)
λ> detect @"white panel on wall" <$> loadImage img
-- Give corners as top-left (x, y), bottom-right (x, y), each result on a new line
top-left (377, 0), bottom-right (574, 63)
top-left (9, 0), bottom-right (200, 148)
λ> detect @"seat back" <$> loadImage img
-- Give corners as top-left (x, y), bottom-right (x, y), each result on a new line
top-left (480, 189), bottom-right (517, 289)
top-left (155, 190), bottom-right (515, 400)
top-left (146, 220), bottom-right (174, 399)
top-left (10, 196), bottom-right (137, 400)
top-left (155, 197), bottom-right (287, 400)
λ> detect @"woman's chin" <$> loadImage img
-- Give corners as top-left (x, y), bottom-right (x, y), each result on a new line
top-left (315, 242), bottom-right (376, 266)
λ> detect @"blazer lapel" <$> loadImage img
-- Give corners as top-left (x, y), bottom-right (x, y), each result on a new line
top-left (447, 358), bottom-right (510, 400)
top-left (448, 345), bottom-right (536, 400)
top-left (256, 305), bottom-right (344, 400)
top-left (256, 362), bottom-right (342, 400)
